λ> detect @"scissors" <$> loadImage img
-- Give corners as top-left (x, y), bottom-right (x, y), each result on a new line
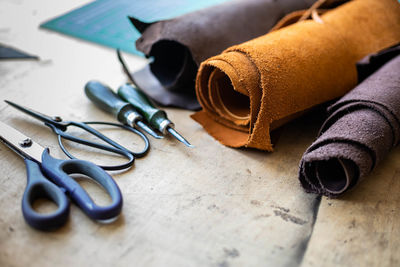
top-left (0, 121), bottom-right (123, 230)
top-left (5, 100), bottom-right (150, 170)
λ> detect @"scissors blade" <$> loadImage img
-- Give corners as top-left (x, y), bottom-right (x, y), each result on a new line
top-left (0, 121), bottom-right (44, 163)
top-left (5, 100), bottom-right (64, 128)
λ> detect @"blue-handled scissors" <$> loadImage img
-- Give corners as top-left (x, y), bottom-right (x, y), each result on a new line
top-left (0, 121), bottom-right (123, 231)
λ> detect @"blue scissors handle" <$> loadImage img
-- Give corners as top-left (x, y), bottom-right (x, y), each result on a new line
top-left (22, 149), bottom-right (123, 230)
top-left (22, 159), bottom-right (69, 230)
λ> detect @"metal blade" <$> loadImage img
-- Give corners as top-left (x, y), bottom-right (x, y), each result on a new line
top-left (5, 100), bottom-right (65, 129)
top-left (0, 121), bottom-right (44, 163)
top-left (167, 127), bottom-right (194, 148)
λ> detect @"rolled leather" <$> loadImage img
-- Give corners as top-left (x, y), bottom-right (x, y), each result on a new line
top-left (130, 0), bottom-right (316, 109)
top-left (299, 47), bottom-right (400, 197)
top-left (192, 0), bottom-right (400, 151)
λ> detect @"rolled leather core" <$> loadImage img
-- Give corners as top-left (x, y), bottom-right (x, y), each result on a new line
top-left (315, 159), bottom-right (356, 195)
top-left (210, 69), bottom-right (250, 121)
top-left (149, 40), bottom-right (197, 92)
top-left (197, 50), bottom-right (260, 131)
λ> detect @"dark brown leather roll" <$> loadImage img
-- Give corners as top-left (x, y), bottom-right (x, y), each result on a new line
top-left (299, 46), bottom-right (400, 197)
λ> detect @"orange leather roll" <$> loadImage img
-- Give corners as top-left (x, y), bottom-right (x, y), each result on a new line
top-left (192, 0), bottom-right (400, 151)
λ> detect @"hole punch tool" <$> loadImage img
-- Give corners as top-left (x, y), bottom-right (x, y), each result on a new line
top-left (84, 80), bottom-right (163, 139)
top-left (0, 121), bottom-right (123, 230)
top-left (5, 100), bottom-right (149, 171)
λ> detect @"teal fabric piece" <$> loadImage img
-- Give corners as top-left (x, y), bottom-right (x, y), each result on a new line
top-left (40, 0), bottom-right (230, 56)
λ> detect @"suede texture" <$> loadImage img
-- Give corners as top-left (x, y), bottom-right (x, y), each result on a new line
top-left (299, 50), bottom-right (400, 197)
top-left (356, 43), bottom-right (400, 83)
top-left (130, 0), bottom-right (316, 109)
top-left (192, 0), bottom-right (400, 151)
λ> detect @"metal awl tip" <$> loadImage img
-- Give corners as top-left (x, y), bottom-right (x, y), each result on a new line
top-left (167, 127), bottom-right (194, 148)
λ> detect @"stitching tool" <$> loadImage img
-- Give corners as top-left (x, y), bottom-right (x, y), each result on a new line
top-left (118, 84), bottom-right (194, 147)
top-left (84, 80), bottom-right (163, 139)
top-left (117, 50), bottom-right (194, 148)
top-left (0, 121), bottom-right (123, 230)
top-left (5, 100), bottom-right (149, 170)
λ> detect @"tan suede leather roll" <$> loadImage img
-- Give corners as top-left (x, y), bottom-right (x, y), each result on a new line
top-left (192, 0), bottom-right (400, 151)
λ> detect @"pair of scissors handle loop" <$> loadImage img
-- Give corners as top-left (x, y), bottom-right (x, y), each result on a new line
top-left (22, 149), bottom-right (123, 230)
top-left (45, 121), bottom-right (149, 171)
top-left (22, 159), bottom-right (69, 230)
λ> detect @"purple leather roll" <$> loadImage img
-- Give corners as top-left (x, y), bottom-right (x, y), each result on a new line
top-left (299, 46), bottom-right (400, 197)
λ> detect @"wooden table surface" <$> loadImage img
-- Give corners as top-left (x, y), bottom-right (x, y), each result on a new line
top-left (1, 1), bottom-right (399, 266)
